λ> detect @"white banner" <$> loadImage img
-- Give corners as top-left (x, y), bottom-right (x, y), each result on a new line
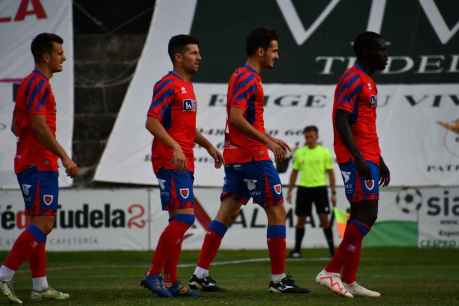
top-left (94, 0), bottom-right (459, 187)
top-left (0, 0), bottom-right (74, 188)
top-left (3, 186), bottom-right (456, 251)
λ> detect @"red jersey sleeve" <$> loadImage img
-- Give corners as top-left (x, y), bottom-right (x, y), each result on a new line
top-left (229, 72), bottom-right (258, 110)
top-left (335, 74), bottom-right (362, 113)
top-left (28, 80), bottom-right (50, 115)
top-left (147, 78), bottom-right (175, 119)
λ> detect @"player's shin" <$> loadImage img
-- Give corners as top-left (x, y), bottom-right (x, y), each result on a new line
top-left (267, 224), bottom-right (286, 281)
top-left (195, 220), bottom-right (227, 276)
top-left (163, 214), bottom-right (194, 285)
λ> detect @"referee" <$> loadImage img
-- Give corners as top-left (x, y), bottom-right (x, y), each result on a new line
top-left (286, 126), bottom-right (336, 258)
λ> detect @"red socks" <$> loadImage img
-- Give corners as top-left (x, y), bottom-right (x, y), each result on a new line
top-left (3, 224), bottom-right (46, 271)
top-left (267, 225), bottom-right (286, 275)
top-left (325, 219), bottom-right (370, 283)
top-left (149, 214), bottom-right (194, 283)
top-left (196, 220), bottom-right (227, 269)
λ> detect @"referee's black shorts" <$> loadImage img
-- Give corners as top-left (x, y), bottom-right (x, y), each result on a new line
top-left (295, 186), bottom-right (330, 217)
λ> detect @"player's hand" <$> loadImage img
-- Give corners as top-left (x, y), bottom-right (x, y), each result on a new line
top-left (331, 194), bottom-right (337, 207)
top-left (286, 190), bottom-right (293, 204)
top-left (207, 146), bottom-right (224, 169)
top-left (267, 139), bottom-right (287, 162)
top-left (272, 137), bottom-right (291, 153)
top-left (63, 158), bottom-right (80, 177)
top-left (355, 158), bottom-right (372, 179)
top-left (379, 159), bottom-right (390, 187)
top-left (172, 146), bottom-right (187, 171)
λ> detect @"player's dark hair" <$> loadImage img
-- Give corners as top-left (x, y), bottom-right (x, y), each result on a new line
top-left (353, 31), bottom-right (382, 59)
top-left (246, 27), bottom-right (279, 56)
top-left (303, 125), bottom-right (318, 134)
top-left (31, 33), bottom-right (63, 63)
top-left (168, 34), bottom-right (200, 63)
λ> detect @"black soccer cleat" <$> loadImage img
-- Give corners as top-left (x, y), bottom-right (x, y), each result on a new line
top-left (188, 274), bottom-right (224, 292)
top-left (269, 275), bottom-right (311, 294)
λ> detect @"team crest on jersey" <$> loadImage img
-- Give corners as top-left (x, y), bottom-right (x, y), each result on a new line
top-left (243, 179), bottom-right (258, 191)
top-left (179, 188), bottom-right (190, 199)
top-left (180, 86), bottom-right (187, 94)
top-left (43, 194), bottom-right (54, 206)
top-left (21, 184), bottom-right (32, 197)
top-left (369, 96), bottom-right (377, 107)
top-left (364, 179), bottom-right (375, 191)
top-left (183, 99), bottom-right (196, 112)
top-left (273, 184), bottom-right (282, 195)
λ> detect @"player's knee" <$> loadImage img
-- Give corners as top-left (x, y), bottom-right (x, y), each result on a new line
top-left (266, 205), bottom-right (286, 224)
top-left (296, 216), bottom-right (306, 227)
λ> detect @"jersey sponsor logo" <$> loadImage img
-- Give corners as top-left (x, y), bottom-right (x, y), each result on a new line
top-left (183, 99), bottom-right (196, 112)
top-left (180, 86), bottom-right (187, 94)
top-left (369, 96), bottom-right (378, 107)
top-left (243, 179), bottom-right (257, 191)
top-left (43, 194), bottom-right (54, 206)
top-left (273, 183), bottom-right (282, 195)
top-left (179, 188), bottom-right (190, 199)
top-left (21, 184), bottom-right (32, 197)
top-left (364, 179), bottom-right (375, 191)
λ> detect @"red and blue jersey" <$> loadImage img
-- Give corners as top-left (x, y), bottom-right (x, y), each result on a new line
top-left (332, 64), bottom-right (381, 165)
top-left (223, 64), bottom-right (269, 164)
top-left (13, 69), bottom-right (58, 174)
top-left (147, 71), bottom-right (197, 173)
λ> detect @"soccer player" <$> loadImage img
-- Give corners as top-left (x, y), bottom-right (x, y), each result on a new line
top-left (188, 27), bottom-right (310, 294)
top-left (0, 33), bottom-right (79, 304)
top-left (315, 31), bottom-right (390, 298)
top-left (286, 125), bottom-right (337, 258)
top-left (140, 34), bottom-right (223, 298)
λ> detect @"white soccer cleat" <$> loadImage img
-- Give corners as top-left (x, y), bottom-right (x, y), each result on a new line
top-left (343, 282), bottom-right (381, 297)
top-left (0, 281), bottom-right (23, 304)
top-left (315, 269), bottom-right (353, 298)
top-left (30, 287), bottom-right (70, 301)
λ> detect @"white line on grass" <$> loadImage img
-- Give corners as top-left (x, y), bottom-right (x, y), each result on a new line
top-left (15, 256), bottom-right (329, 274)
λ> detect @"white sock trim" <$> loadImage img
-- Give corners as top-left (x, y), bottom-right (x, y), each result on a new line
top-left (194, 266), bottom-right (209, 279)
top-left (0, 265), bottom-right (15, 282)
top-left (271, 273), bottom-right (286, 283)
top-left (32, 276), bottom-right (48, 292)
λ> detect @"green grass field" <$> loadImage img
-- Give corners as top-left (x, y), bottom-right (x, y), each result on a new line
top-left (1, 248), bottom-right (458, 306)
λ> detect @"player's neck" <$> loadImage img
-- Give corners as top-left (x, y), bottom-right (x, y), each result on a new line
top-left (172, 68), bottom-right (192, 82)
top-left (356, 61), bottom-right (375, 76)
top-left (245, 58), bottom-right (261, 74)
top-left (34, 64), bottom-right (52, 79)
top-left (306, 143), bottom-right (317, 149)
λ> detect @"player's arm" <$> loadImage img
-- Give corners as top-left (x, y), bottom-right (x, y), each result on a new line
top-left (229, 107), bottom-right (286, 161)
top-left (30, 115), bottom-right (79, 177)
top-left (11, 111), bottom-right (17, 136)
top-left (379, 156), bottom-right (390, 187)
top-left (335, 109), bottom-right (371, 178)
top-left (326, 169), bottom-right (337, 206)
top-left (195, 129), bottom-right (223, 168)
top-left (286, 169), bottom-right (298, 204)
top-left (145, 117), bottom-right (186, 170)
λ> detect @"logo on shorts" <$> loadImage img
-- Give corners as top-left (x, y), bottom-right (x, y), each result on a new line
top-left (364, 179), bottom-right (375, 190)
top-left (179, 188), bottom-right (190, 199)
top-left (243, 179), bottom-right (257, 191)
top-left (273, 184), bottom-right (282, 195)
top-left (341, 171), bottom-right (351, 183)
top-left (158, 179), bottom-right (166, 191)
top-left (43, 194), bottom-right (54, 206)
top-left (21, 184), bottom-right (32, 196)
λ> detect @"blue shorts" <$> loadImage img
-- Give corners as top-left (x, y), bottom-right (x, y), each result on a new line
top-left (156, 168), bottom-right (195, 211)
top-left (221, 160), bottom-right (283, 207)
top-left (17, 167), bottom-right (59, 216)
top-left (339, 160), bottom-right (380, 203)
